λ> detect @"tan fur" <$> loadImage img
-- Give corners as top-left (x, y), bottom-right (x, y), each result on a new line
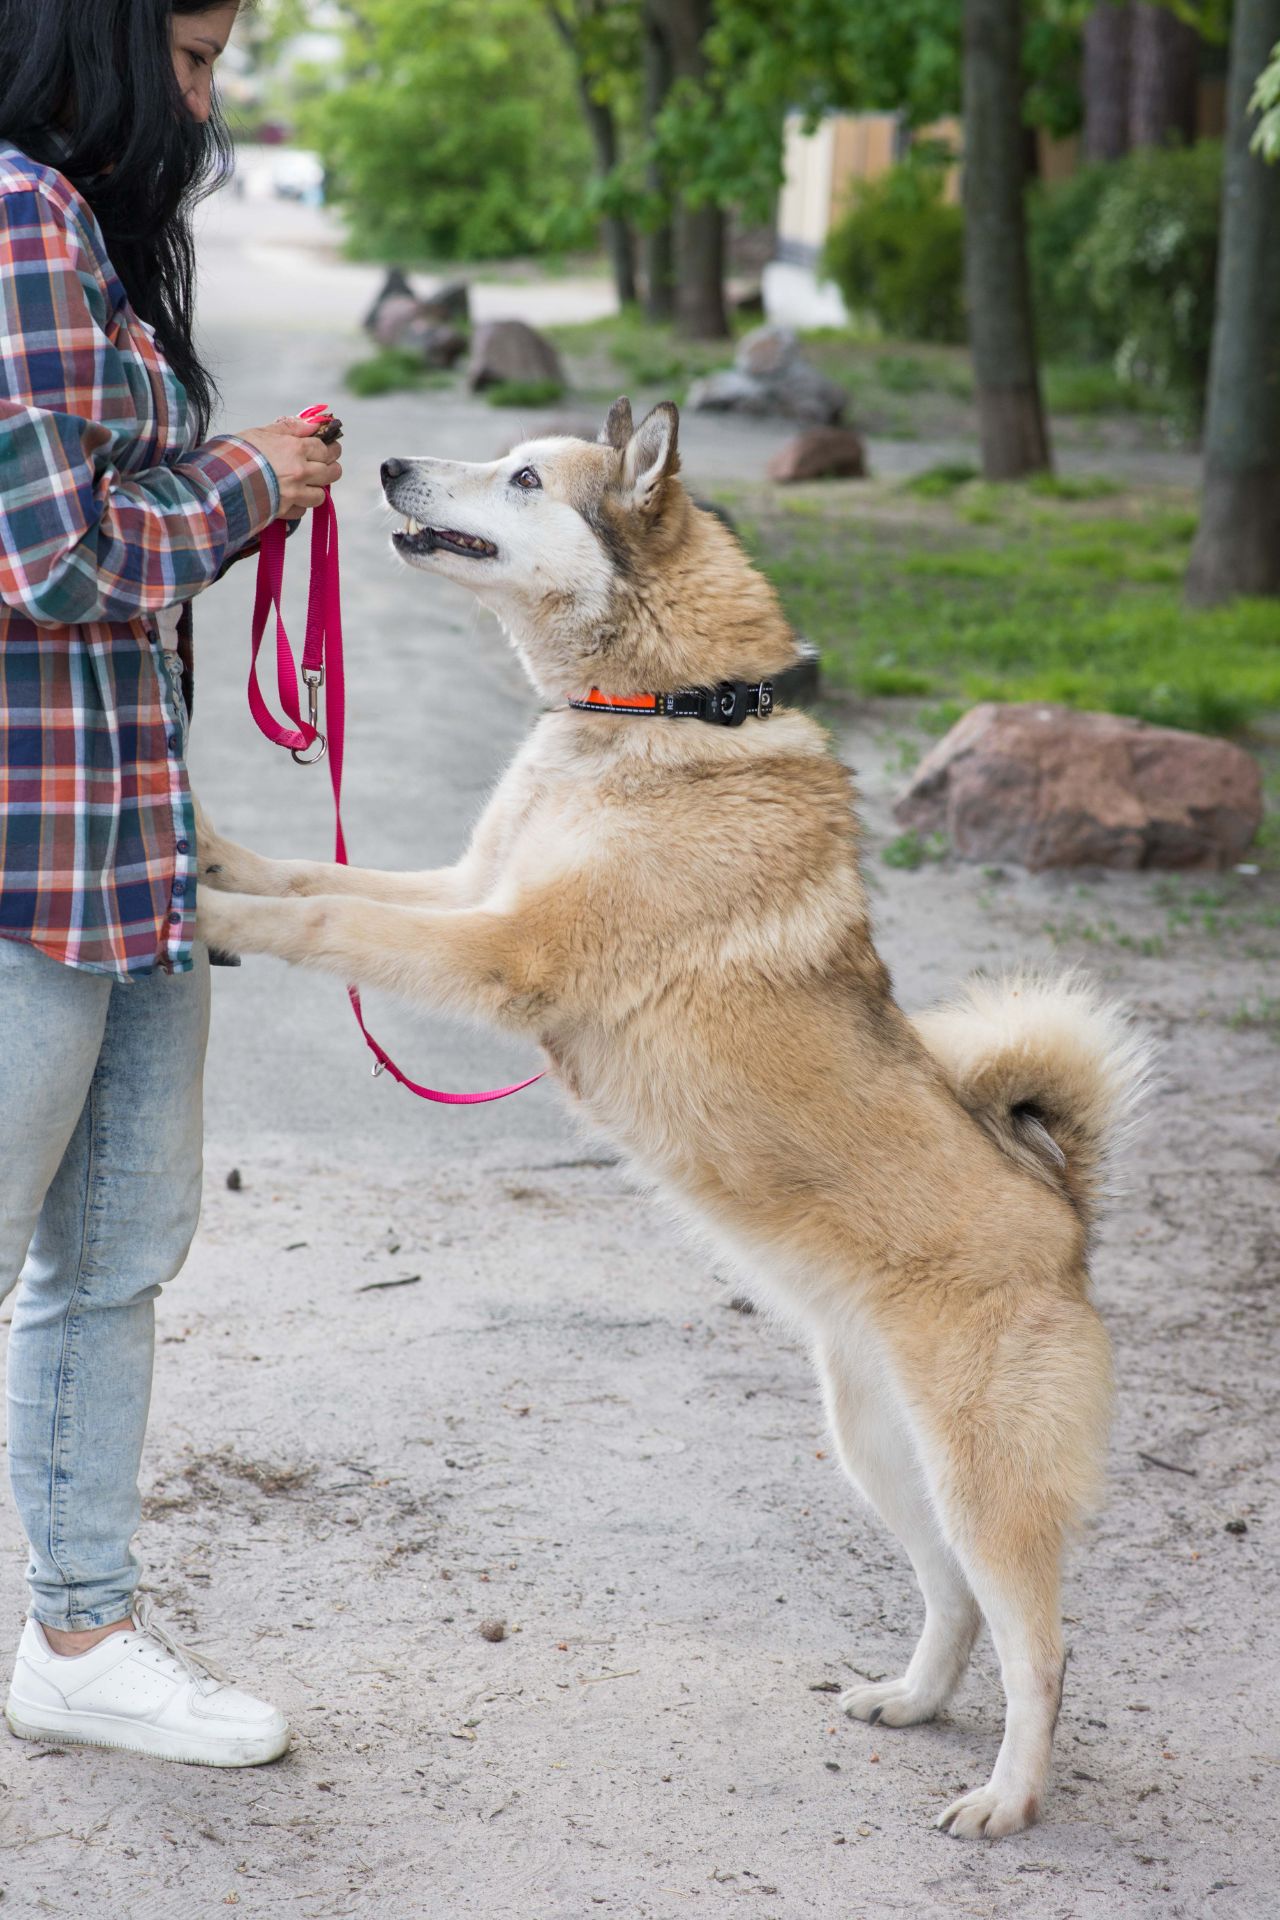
top-left (912, 972), bottom-right (1154, 1232)
top-left (196, 401), bottom-right (1147, 1840)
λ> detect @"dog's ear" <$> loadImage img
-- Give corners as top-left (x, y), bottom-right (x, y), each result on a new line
top-left (598, 396), bottom-right (633, 451)
top-left (622, 402), bottom-right (680, 516)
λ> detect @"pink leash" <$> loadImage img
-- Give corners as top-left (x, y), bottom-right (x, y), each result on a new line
top-left (246, 405), bottom-right (543, 1106)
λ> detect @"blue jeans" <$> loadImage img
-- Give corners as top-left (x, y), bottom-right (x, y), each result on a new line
top-left (0, 937), bottom-right (209, 1629)
top-left (0, 646), bottom-right (209, 1630)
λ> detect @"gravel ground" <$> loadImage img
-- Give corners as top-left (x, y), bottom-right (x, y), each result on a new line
top-left (1, 200), bottom-right (1276, 1920)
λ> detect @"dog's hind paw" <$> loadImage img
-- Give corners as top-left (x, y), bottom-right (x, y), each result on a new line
top-left (937, 1782), bottom-right (1039, 1840)
top-left (840, 1678), bottom-right (941, 1727)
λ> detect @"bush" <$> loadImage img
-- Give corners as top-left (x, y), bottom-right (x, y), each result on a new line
top-left (1028, 162), bottom-right (1118, 364)
top-left (1076, 142), bottom-right (1220, 420)
top-left (1030, 143), bottom-right (1221, 424)
top-left (821, 162), bottom-right (965, 344)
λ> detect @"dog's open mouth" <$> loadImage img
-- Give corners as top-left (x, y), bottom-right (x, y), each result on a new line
top-left (392, 518), bottom-right (498, 560)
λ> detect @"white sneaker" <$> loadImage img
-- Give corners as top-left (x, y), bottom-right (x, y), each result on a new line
top-left (4, 1597), bottom-right (290, 1767)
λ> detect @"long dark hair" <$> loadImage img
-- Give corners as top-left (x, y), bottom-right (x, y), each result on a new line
top-left (0, 0), bottom-right (237, 439)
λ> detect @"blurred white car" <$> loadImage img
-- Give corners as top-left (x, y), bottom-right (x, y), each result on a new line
top-left (271, 149), bottom-right (325, 206)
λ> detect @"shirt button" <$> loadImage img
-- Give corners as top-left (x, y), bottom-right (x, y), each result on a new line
top-left (167, 734), bottom-right (179, 752)
top-left (172, 879), bottom-right (185, 898)
top-left (169, 910), bottom-right (182, 926)
top-left (175, 838), bottom-right (189, 855)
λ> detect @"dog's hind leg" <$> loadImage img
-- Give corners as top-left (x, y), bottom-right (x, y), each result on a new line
top-left (930, 1298), bottom-right (1112, 1839)
top-left (815, 1334), bottom-right (980, 1729)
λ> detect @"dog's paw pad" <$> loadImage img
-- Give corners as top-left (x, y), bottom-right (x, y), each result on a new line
top-left (937, 1783), bottom-right (1038, 1840)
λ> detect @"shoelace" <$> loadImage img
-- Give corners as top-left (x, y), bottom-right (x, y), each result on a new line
top-left (131, 1595), bottom-right (228, 1695)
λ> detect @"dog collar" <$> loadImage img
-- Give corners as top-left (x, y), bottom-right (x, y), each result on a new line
top-left (567, 681), bottom-right (774, 728)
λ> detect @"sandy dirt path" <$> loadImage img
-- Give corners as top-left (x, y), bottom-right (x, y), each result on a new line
top-left (1, 216), bottom-right (1276, 1918)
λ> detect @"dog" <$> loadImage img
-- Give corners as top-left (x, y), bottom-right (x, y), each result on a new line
top-left (195, 398), bottom-right (1149, 1837)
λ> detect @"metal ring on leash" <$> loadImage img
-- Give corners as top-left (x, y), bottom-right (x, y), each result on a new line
top-left (290, 733), bottom-right (327, 766)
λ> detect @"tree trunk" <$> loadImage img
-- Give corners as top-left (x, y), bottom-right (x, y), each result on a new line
top-left (675, 201), bottom-right (728, 340)
top-left (547, 4), bottom-right (637, 309)
top-left (642, 0), bottom-right (676, 321)
top-left (963, 0), bottom-right (1052, 478)
top-left (1129, 3), bottom-right (1200, 149)
top-left (1082, 2), bottom-right (1134, 161)
top-left (1185, 0), bottom-right (1280, 606)
top-left (652, 0), bottom-right (730, 339)
top-left (581, 89), bottom-right (638, 307)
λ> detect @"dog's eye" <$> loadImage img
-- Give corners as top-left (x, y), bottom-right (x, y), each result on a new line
top-left (510, 466), bottom-right (542, 491)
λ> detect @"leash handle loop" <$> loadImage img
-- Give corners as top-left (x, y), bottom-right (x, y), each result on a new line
top-left (245, 406), bottom-right (541, 1107)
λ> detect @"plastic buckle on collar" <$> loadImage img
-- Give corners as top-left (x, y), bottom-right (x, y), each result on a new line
top-left (710, 681), bottom-right (750, 727)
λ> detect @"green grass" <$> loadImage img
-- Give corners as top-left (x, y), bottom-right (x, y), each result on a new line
top-left (902, 462), bottom-right (979, 498)
top-left (545, 308), bottom-right (743, 401)
top-left (482, 377), bottom-right (566, 408)
top-left (733, 483), bottom-right (1280, 736)
top-left (344, 349), bottom-right (456, 398)
top-left (881, 828), bottom-right (948, 869)
top-left (1041, 361), bottom-right (1178, 419)
top-left (542, 315), bottom-right (1187, 443)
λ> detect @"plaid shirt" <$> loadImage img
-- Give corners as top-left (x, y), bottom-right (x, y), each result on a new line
top-left (0, 141), bottom-right (279, 980)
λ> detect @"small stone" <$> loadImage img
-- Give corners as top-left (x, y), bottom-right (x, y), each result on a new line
top-left (767, 427), bottom-right (867, 483)
top-left (467, 320), bottom-right (565, 392)
top-left (479, 1618), bottom-right (506, 1643)
top-left (226, 1167), bottom-right (242, 1191)
top-left (1224, 1519), bottom-right (1248, 1535)
top-left (686, 325), bottom-right (847, 425)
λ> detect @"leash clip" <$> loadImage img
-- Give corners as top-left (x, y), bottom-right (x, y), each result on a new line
top-left (291, 667), bottom-right (327, 766)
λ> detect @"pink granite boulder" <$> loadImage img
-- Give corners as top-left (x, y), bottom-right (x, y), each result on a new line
top-left (893, 702), bottom-right (1262, 870)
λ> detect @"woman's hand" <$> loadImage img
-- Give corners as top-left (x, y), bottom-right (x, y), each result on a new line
top-left (237, 415), bottom-right (343, 519)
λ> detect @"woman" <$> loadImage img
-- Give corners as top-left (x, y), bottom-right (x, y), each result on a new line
top-left (0, 1), bottom-right (341, 1765)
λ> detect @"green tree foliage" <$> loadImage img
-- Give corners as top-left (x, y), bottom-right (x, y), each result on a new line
top-left (300, 0), bottom-right (596, 262)
top-left (1251, 39), bottom-right (1280, 156)
top-left (629, 0), bottom-right (962, 230)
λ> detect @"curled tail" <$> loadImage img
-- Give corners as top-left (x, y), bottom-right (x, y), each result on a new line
top-left (912, 972), bottom-right (1153, 1229)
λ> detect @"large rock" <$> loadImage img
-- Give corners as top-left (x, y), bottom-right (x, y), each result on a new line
top-left (686, 324), bottom-right (847, 425)
top-left (362, 267), bottom-right (415, 337)
top-left (767, 426), bottom-right (867, 482)
top-left (467, 320), bottom-right (565, 392)
top-left (398, 318), bottom-right (467, 367)
top-left (419, 279), bottom-right (470, 326)
top-left (365, 269), bottom-right (473, 354)
top-left (893, 703), bottom-right (1262, 871)
top-left (369, 293), bottom-right (422, 350)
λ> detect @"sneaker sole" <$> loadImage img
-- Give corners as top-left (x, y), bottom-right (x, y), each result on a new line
top-left (5, 1701), bottom-right (290, 1768)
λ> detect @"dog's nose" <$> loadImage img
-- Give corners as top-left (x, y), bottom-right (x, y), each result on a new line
top-left (381, 458), bottom-right (409, 486)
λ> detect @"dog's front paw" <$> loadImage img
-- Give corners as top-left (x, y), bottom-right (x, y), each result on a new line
top-left (937, 1781), bottom-right (1039, 1840)
top-left (195, 885), bottom-right (246, 957)
top-left (192, 796), bottom-right (282, 896)
top-left (841, 1678), bottom-right (941, 1728)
